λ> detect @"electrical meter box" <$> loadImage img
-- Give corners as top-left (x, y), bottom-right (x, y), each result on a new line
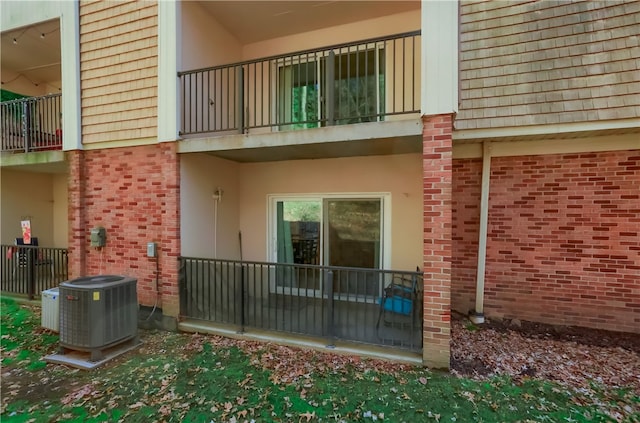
top-left (147, 242), bottom-right (157, 257)
top-left (90, 227), bottom-right (106, 247)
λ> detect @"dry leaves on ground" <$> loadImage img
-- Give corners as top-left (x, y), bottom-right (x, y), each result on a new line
top-left (451, 316), bottom-right (640, 396)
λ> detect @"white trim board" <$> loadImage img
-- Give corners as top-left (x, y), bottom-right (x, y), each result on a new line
top-left (453, 133), bottom-right (640, 159)
top-left (453, 118), bottom-right (640, 141)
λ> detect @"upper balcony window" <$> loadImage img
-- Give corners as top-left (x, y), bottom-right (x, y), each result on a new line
top-left (279, 47), bottom-right (384, 130)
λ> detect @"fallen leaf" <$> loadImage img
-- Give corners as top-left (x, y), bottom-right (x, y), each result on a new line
top-left (300, 410), bottom-right (316, 421)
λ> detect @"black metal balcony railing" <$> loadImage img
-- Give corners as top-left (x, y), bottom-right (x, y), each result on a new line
top-left (178, 31), bottom-right (421, 136)
top-left (0, 245), bottom-right (68, 299)
top-left (179, 257), bottom-right (423, 352)
top-left (1, 93), bottom-right (62, 153)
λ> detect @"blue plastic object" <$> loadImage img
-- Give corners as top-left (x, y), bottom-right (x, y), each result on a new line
top-left (379, 296), bottom-right (412, 315)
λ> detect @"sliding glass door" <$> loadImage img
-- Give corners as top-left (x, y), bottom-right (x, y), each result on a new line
top-left (271, 195), bottom-right (385, 296)
top-left (277, 46), bottom-right (385, 129)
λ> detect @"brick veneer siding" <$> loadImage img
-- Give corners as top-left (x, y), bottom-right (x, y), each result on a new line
top-left (451, 158), bottom-right (481, 314)
top-left (67, 143), bottom-right (181, 316)
top-left (422, 114), bottom-right (453, 369)
top-left (68, 150), bottom-right (87, 278)
top-left (451, 150), bottom-right (640, 333)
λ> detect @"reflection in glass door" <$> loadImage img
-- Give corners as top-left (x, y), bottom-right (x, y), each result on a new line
top-left (276, 200), bottom-right (321, 291)
top-left (277, 46), bottom-right (384, 129)
top-left (273, 197), bottom-right (383, 296)
top-left (325, 199), bottom-right (381, 296)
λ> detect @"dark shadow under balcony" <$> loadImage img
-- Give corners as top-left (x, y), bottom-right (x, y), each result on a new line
top-left (1, 93), bottom-right (62, 153)
top-left (178, 31), bottom-right (421, 138)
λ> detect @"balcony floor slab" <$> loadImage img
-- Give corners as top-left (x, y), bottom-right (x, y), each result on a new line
top-left (178, 118), bottom-right (423, 162)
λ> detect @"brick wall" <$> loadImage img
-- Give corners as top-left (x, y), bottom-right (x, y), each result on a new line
top-left (451, 150), bottom-right (640, 333)
top-left (67, 143), bottom-right (181, 316)
top-left (422, 114), bottom-right (453, 369)
top-left (68, 150), bottom-right (87, 278)
top-left (451, 158), bottom-right (481, 314)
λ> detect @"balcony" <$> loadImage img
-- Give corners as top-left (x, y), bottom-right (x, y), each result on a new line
top-left (1, 93), bottom-right (62, 153)
top-left (178, 31), bottom-right (420, 138)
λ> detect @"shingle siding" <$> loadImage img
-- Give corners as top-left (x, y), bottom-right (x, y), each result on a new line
top-left (457, 0), bottom-right (640, 130)
top-left (79, 0), bottom-right (158, 144)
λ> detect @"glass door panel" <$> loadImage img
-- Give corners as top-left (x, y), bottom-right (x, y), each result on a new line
top-left (333, 48), bottom-right (385, 125)
top-left (271, 197), bottom-right (384, 298)
top-left (325, 199), bottom-right (381, 296)
top-left (278, 60), bottom-right (320, 130)
top-left (275, 200), bottom-right (321, 290)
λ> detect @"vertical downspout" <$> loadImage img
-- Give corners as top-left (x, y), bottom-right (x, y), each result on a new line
top-left (470, 141), bottom-right (492, 324)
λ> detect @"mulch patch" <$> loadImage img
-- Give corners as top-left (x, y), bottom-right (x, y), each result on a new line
top-left (478, 315), bottom-right (640, 354)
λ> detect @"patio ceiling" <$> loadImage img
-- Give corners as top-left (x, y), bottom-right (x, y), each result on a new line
top-left (199, 1), bottom-right (421, 44)
top-left (0, 19), bottom-right (61, 90)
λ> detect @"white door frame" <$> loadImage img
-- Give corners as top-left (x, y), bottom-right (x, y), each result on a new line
top-left (266, 192), bottom-right (392, 296)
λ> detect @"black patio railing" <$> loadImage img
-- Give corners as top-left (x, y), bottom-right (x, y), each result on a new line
top-left (0, 245), bottom-right (68, 298)
top-left (178, 31), bottom-right (421, 136)
top-left (1, 93), bottom-right (63, 153)
top-left (179, 257), bottom-right (423, 352)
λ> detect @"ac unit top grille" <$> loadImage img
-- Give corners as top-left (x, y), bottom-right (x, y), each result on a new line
top-left (61, 275), bottom-right (128, 289)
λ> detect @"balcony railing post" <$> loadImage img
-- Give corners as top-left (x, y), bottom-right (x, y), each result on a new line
top-left (325, 269), bottom-right (335, 347)
top-left (237, 66), bottom-right (245, 134)
top-left (22, 101), bottom-right (29, 153)
top-left (325, 51), bottom-right (335, 126)
top-left (238, 263), bottom-right (246, 334)
top-left (27, 248), bottom-right (35, 300)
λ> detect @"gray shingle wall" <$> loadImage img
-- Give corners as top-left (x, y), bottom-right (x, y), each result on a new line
top-left (457, 0), bottom-right (640, 129)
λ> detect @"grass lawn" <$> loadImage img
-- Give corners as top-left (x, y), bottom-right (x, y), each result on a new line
top-left (1, 297), bottom-right (638, 422)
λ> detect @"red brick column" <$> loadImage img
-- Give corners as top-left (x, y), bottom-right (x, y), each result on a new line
top-left (157, 141), bottom-right (181, 317)
top-left (67, 150), bottom-right (86, 279)
top-left (66, 143), bottom-right (181, 318)
top-left (422, 114), bottom-right (453, 369)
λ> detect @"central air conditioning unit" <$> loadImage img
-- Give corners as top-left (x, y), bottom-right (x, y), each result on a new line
top-left (59, 275), bottom-right (138, 361)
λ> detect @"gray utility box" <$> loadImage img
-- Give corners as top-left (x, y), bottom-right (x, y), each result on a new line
top-left (42, 287), bottom-right (60, 332)
top-left (59, 275), bottom-right (138, 361)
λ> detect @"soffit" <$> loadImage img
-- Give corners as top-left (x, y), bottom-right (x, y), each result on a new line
top-left (0, 19), bottom-right (61, 88)
top-left (199, 1), bottom-right (421, 44)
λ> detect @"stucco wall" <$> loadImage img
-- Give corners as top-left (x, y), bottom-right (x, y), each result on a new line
top-left (179, 1), bottom-right (242, 71)
top-left (180, 154), bottom-right (240, 259)
top-left (241, 10), bottom-right (420, 60)
top-left (0, 169), bottom-right (54, 246)
top-left (237, 153), bottom-right (423, 271)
